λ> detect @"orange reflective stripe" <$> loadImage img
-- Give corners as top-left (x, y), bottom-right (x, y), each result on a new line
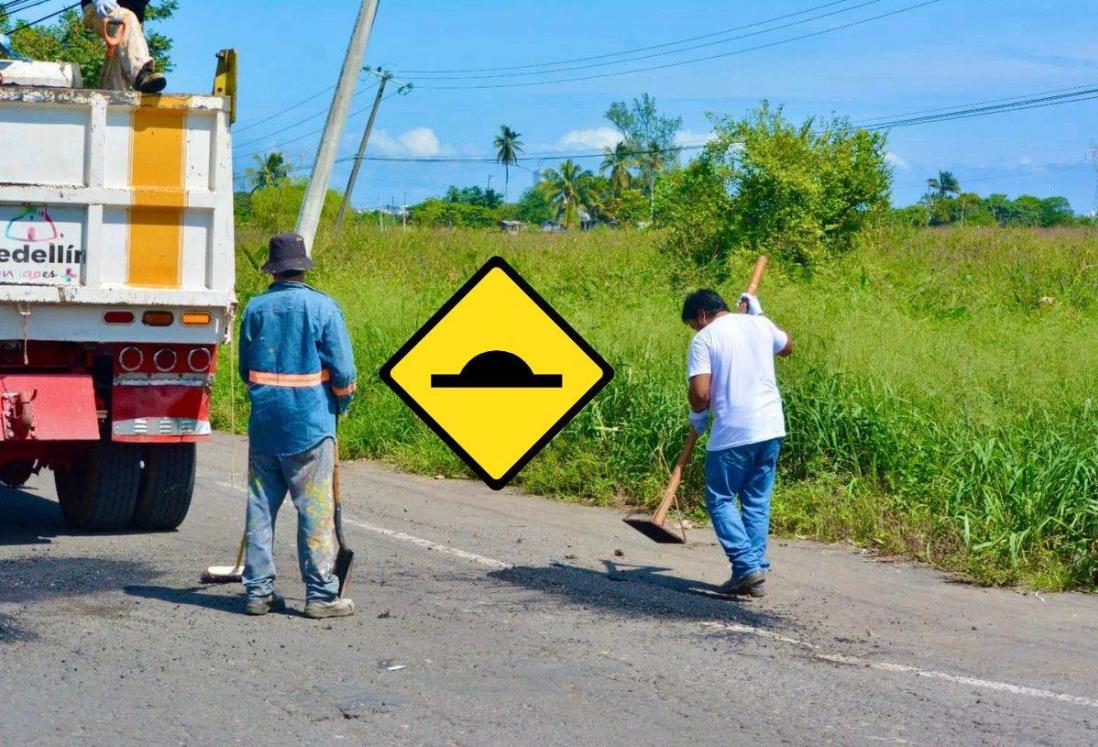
top-left (249, 369), bottom-right (331, 387)
top-left (331, 381), bottom-right (357, 397)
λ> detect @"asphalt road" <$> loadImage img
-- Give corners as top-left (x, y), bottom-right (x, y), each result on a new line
top-left (1, 433), bottom-right (1096, 746)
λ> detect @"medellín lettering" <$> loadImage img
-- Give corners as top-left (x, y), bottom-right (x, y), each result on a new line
top-left (0, 243), bottom-right (85, 264)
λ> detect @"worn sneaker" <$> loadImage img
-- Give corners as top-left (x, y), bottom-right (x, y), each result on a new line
top-left (304, 597), bottom-right (356, 619)
top-left (134, 62), bottom-right (167, 94)
top-left (245, 593), bottom-right (286, 616)
top-left (719, 570), bottom-right (766, 598)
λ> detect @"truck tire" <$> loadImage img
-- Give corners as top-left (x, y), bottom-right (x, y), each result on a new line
top-left (131, 444), bottom-right (196, 531)
top-left (55, 444), bottom-right (141, 531)
top-left (0, 460), bottom-right (35, 488)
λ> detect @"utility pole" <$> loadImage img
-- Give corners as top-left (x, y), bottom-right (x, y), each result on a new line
top-left (334, 68), bottom-right (392, 232)
top-left (295, 0), bottom-right (381, 253)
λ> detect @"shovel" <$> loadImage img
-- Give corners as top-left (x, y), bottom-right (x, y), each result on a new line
top-left (332, 438), bottom-right (354, 597)
top-left (623, 427), bottom-right (699, 544)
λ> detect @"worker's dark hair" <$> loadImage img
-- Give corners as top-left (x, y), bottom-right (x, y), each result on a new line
top-left (681, 289), bottom-right (728, 323)
top-left (276, 270), bottom-right (305, 280)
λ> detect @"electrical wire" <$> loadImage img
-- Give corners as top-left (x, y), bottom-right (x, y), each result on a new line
top-left (22, 1), bottom-right (77, 27)
top-left (402, 0), bottom-right (864, 74)
top-left (234, 82), bottom-right (409, 164)
top-left (408, 0), bottom-right (889, 81)
top-left (233, 81), bottom-right (378, 151)
top-left (407, 0), bottom-right (943, 90)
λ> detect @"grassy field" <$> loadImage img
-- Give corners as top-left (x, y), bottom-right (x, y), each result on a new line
top-left (216, 209), bottom-right (1097, 590)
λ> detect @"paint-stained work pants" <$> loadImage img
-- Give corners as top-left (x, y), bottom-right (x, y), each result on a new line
top-left (243, 438), bottom-right (340, 602)
top-left (82, 6), bottom-right (153, 91)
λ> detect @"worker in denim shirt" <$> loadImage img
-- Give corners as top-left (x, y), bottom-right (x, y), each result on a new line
top-left (238, 232), bottom-right (357, 619)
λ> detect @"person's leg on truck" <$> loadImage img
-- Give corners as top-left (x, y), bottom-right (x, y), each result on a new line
top-left (81, 0), bottom-right (166, 93)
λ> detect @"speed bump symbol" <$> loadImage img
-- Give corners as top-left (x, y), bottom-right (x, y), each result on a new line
top-left (380, 256), bottom-right (613, 490)
top-left (432, 351), bottom-right (563, 389)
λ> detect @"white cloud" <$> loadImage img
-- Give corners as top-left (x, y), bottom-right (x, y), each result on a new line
top-left (675, 129), bottom-right (715, 148)
top-left (557, 127), bottom-right (623, 151)
top-left (885, 151), bottom-right (909, 169)
top-left (371, 127), bottom-right (446, 157)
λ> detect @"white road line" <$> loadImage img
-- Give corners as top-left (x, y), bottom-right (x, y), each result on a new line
top-left (702, 622), bottom-right (1098, 710)
top-left (211, 474), bottom-right (1097, 711)
top-left (343, 518), bottom-right (514, 571)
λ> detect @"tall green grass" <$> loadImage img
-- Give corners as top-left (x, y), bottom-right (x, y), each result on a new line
top-left (215, 215), bottom-right (1097, 590)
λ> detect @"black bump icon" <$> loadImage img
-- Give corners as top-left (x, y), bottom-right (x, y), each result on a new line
top-left (432, 350), bottom-right (563, 389)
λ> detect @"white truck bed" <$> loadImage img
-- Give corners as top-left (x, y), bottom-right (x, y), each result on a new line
top-left (0, 87), bottom-right (235, 344)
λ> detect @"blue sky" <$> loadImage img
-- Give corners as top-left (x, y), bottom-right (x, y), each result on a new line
top-left (31, 0), bottom-right (1098, 211)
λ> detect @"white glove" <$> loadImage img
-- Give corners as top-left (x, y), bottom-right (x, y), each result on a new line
top-left (738, 293), bottom-right (763, 316)
top-left (94, 0), bottom-right (120, 18)
top-left (688, 409), bottom-right (710, 435)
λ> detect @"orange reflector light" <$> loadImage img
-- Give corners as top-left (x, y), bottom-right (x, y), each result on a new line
top-left (181, 312), bottom-right (212, 326)
top-left (104, 311), bottom-right (135, 324)
top-left (142, 311), bottom-right (174, 327)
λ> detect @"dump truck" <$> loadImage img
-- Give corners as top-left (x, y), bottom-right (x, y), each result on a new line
top-left (0, 59), bottom-right (235, 531)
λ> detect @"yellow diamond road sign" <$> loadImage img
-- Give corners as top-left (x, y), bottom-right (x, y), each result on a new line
top-left (380, 256), bottom-right (614, 490)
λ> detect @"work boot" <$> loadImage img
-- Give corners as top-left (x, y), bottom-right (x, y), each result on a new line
top-left (719, 570), bottom-right (766, 598)
top-left (134, 61), bottom-right (167, 94)
top-left (304, 597), bottom-right (356, 620)
top-left (245, 592), bottom-right (286, 616)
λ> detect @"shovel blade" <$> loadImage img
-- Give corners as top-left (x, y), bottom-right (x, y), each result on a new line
top-left (623, 517), bottom-right (686, 544)
top-left (334, 547), bottom-right (355, 597)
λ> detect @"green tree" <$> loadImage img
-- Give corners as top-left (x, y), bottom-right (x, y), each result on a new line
top-left (493, 125), bottom-right (523, 201)
top-left (605, 94), bottom-right (681, 220)
top-left (245, 152), bottom-right (290, 193)
top-left (661, 102), bottom-right (891, 268)
top-left (515, 185), bottom-right (556, 224)
top-left (600, 140), bottom-right (633, 194)
top-left (539, 160), bottom-right (595, 229)
top-left (3, 2), bottom-right (177, 85)
top-left (927, 170), bottom-right (960, 199)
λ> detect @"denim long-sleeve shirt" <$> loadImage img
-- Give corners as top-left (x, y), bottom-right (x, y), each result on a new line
top-left (238, 281), bottom-right (357, 456)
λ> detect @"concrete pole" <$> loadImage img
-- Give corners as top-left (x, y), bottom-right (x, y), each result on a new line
top-left (295, 0), bottom-right (381, 253)
top-left (334, 71), bottom-right (390, 232)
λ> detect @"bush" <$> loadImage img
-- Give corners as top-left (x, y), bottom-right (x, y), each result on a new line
top-left (660, 102), bottom-right (891, 269)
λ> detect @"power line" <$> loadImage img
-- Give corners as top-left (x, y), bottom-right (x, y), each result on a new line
top-left (233, 81), bottom-right (378, 151)
top-left (234, 82), bottom-right (409, 163)
top-left (0, 0), bottom-right (58, 16)
top-left (401, 0), bottom-right (865, 75)
top-left (407, 0), bottom-right (943, 90)
top-left (865, 88), bottom-right (1098, 130)
top-left (232, 86), bottom-right (336, 135)
top-left (22, 1), bottom-right (77, 27)
top-left (408, 0), bottom-right (890, 82)
top-left (854, 83), bottom-right (1098, 126)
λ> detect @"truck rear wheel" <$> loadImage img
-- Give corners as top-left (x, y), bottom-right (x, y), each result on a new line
top-left (55, 444), bottom-right (142, 531)
top-left (0, 460), bottom-right (36, 488)
top-left (131, 444), bottom-right (196, 531)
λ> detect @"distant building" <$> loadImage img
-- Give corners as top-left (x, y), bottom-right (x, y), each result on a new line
top-left (499, 220), bottom-right (523, 233)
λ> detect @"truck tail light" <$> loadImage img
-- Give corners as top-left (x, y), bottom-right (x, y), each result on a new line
top-left (119, 346), bottom-right (144, 372)
top-left (104, 311), bottom-right (135, 324)
top-left (142, 311), bottom-right (174, 327)
top-left (187, 347), bottom-right (212, 372)
top-left (182, 312), bottom-right (211, 326)
top-left (153, 348), bottom-right (178, 372)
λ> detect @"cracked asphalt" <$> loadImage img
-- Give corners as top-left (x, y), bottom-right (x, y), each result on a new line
top-left (1, 433), bottom-right (1096, 745)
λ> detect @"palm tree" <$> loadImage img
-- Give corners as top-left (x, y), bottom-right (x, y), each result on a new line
top-left (927, 170), bottom-right (960, 199)
top-left (540, 160), bottom-right (592, 229)
top-left (493, 125), bottom-right (524, 201)
top-left (600, 141), bottom-right (633, 194)
top-left (246, 152), bottom-right (290, 193)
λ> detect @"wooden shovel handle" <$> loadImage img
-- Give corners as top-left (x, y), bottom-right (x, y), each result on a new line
top-left (653, 428), bottom-right (700, 526)
top-left (738, 255), bottom-right (769, 312)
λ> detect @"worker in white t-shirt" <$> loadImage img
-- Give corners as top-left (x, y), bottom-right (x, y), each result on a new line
top-left (683, 288), bottom-right (794, 598)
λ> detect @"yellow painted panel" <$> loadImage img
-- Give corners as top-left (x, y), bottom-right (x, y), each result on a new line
top-left (127, 207), bottom-right (182, 287)
top-left (129, 107), bottom-right (185, 287)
